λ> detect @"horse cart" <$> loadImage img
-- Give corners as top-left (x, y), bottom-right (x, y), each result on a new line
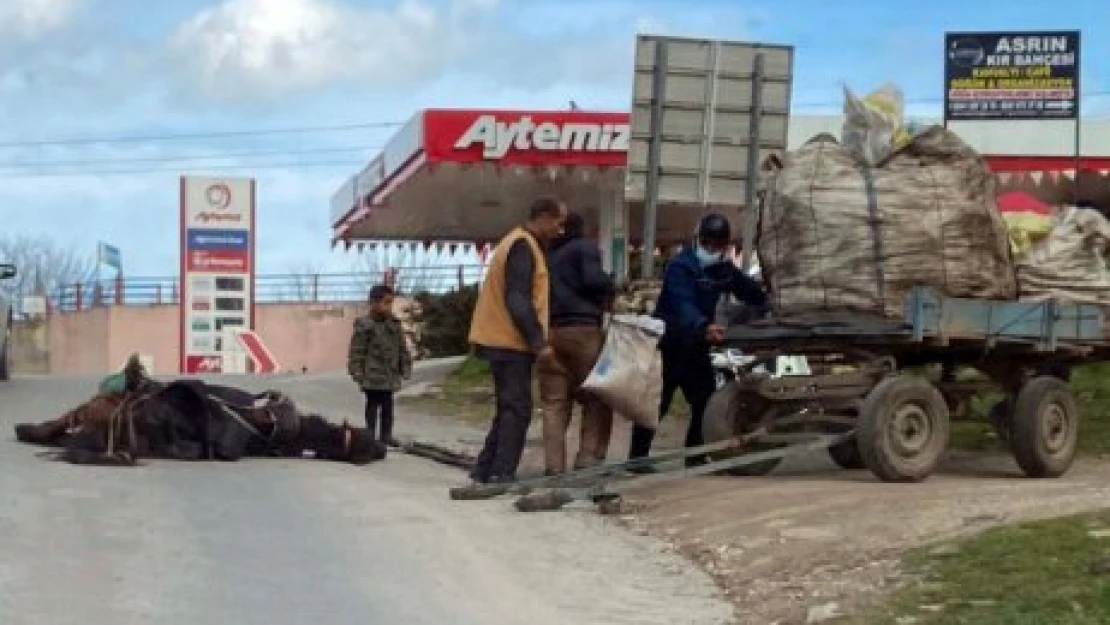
top-left (706, 286), bottom-right (1107, 483)
top-left (448, 286), bottom-right (1107, 511)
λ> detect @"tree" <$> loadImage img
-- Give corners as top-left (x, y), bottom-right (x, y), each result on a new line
top-left (0, 234), bottom-right (96, 312)
top-left (281, 261), bottom-right (325, 302)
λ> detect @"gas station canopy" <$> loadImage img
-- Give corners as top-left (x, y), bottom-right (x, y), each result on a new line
top-left (329, 108), bottom-right (709, 249)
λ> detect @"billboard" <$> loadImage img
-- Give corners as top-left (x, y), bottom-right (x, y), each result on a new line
top-left (179, 176), bottom-right (256, 374)
top-left (624, 35), bottom-right (794, 207)
top-left (944, 31), bottom-right (1080, 121)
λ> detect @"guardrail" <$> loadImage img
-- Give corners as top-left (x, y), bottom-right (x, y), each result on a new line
top-left (38, 265), bottom-right (487, 313)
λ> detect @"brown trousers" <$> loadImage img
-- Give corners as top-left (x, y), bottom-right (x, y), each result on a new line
top-left (537, 325), bottom-right (613, 474)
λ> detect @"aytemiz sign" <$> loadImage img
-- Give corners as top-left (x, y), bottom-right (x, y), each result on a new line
top-left (179, 176), bottom-right (256, 374)
top-left (423, 109), bottom-right (630, 167)
top-left (944, 31), bottom-right (1080, 121)
top-left (453, 114), bottom-right (630, 159)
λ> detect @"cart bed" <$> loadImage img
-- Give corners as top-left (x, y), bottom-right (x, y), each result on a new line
top-left (725, 287), bottom-right (1108, 354)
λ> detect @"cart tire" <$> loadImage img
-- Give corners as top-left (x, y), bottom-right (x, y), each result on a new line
top-left (702, 382), bottom-right (782, 476)
top-left (1010, 376), bottom-right (1078, 479)
top-left (858, 375), bottom-right (951, 482)
top-left (827, 437), bottom-right (865, 469)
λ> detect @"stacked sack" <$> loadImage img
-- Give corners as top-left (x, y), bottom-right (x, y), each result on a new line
top-left (1015, 205), bottom-right (1110, 309)
top-left (612, 279), bottom-right (663, 316)
top-left (757, 84), bottom-right (1018, 321)
top-left (391, 296), bottom-right (427, 360)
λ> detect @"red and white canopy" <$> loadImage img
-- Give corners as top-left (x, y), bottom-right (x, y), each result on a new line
top-left (331, 109), bottom-right (633, 247)
top-left (330, 109), bottom-right (1110, 249)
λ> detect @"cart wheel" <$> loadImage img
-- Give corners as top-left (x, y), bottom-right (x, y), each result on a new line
top-left (1010, 376), bottom-right (1078, 478)
top-left (858, 375), bottom-right (951, 482)
top-left (702, 382), bottom-right (782, 476)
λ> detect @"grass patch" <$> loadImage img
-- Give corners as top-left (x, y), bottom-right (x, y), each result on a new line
top-left (1071, 364), bottom-right (1110, 456)
top-left (397, 353), bottom-right (495, 425)
top-left (443, 353), bottom-right (492, 390)
top-left (853, 510), bottom-right (1110, 624)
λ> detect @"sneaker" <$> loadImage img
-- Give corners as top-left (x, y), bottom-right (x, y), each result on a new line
top-left (382, 436), bottom-right (401, 449)
top-left (449, 479), bottom-right (510, 501)
top-left (626, 462), bottom-right (658, 475)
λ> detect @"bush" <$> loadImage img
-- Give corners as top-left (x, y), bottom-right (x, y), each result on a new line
top-left (414, 286), bottom-right (479, 357)
top-left (628, 248), bottom-right (670, 280)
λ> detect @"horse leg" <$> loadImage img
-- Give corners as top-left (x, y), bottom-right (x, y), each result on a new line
top-left (16, 394), bottom-right (126, 447)
top-left (14, 416), bottom-right (70, 446)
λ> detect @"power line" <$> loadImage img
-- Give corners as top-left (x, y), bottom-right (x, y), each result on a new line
top-left (0, 145), bottom-right (382, 169)
top-left (0, 91), bottom-right (1105, 150)
top-left (0, 121), bottom-right (405, 149)
top-left (0, 91), bottom-right (1104, 172)
top-left (0, 160), bottom-right (365, 178)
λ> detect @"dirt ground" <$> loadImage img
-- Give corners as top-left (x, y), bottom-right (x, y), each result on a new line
top-left (410, 394), bottom-right (1110, 625)
top-left (621, 453), bottom-right (1110, 624)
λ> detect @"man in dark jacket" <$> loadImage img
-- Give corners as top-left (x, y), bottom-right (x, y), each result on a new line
top-left (538, 212), bottom-right (616, 475)
top-left (464, 197), bottom-right (567, 485)
top-left (629, 213), bottom-right (768, 468)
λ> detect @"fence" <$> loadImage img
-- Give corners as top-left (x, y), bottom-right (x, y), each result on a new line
top-left (43, 265), bottom-right (487, 313)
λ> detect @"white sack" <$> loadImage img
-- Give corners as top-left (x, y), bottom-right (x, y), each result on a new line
top-left (580, 315), bottom-right (666, 431)
top-left (1017, 206), bottom-right (1110, 307)
top-left (841, 83), bottom-right (907, 167)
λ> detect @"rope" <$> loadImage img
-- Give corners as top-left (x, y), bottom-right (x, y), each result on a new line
top-left (861, 167), bottom-right (887, 307)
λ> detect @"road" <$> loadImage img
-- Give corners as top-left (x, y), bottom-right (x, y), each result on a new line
top-left (0, 370), bottom-right (734, 625)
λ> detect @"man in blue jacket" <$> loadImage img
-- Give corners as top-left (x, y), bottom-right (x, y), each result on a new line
top-left (629, 213), bottom-right (768, 468)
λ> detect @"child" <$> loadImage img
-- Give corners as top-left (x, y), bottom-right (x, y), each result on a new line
top-left (347, 284), bottom-right (412, 448)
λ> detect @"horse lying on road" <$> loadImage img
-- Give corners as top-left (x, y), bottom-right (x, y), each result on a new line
top-left (13, 358), bottom-right (385, 467)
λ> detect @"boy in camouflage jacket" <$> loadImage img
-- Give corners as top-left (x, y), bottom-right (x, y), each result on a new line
top-left (347, 285), bottom-right (412, 447)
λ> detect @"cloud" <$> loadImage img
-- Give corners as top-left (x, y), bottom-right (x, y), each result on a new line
top-left (165, 0), bottom-right (503, 104)
top-left (162, 0), bottom-right (757, 106)
top-left (0, 0), bottom-right (82, 39)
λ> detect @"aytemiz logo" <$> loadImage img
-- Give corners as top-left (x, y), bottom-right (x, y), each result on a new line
top-left (454, 115), bottom-right (631, 159)
top-left (196, 181), bottom-right (243, 223)
top-left (187, 356), bottom-right (222, 373)
top-left (205, 183), bottom-right (232, 210)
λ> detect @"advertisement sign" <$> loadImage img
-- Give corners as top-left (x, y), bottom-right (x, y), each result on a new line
top-left (422, 109), bottom-right (630, 166)
top-left (179, 176), bottom-right (255, 374)
top-left (944, 31), bottom-right (1080, 121)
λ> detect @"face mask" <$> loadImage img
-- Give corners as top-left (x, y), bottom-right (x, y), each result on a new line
top-left (695, 244), bottom-right (725, 267)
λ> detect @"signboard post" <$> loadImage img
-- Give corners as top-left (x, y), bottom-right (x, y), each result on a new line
top-left (179, 176), bottom-right (256, 374)
top-left (625, 35), bottom-right (794, 278)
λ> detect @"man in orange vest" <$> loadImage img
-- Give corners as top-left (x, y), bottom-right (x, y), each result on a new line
top-left (466, 196), bottom-right (567, 484)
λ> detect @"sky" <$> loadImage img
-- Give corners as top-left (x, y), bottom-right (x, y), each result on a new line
top-left (0, 0), bottom-right (1106, 278)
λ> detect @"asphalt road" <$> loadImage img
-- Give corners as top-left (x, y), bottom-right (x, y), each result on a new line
top-left (0, 369), bottom-right (734, 625)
